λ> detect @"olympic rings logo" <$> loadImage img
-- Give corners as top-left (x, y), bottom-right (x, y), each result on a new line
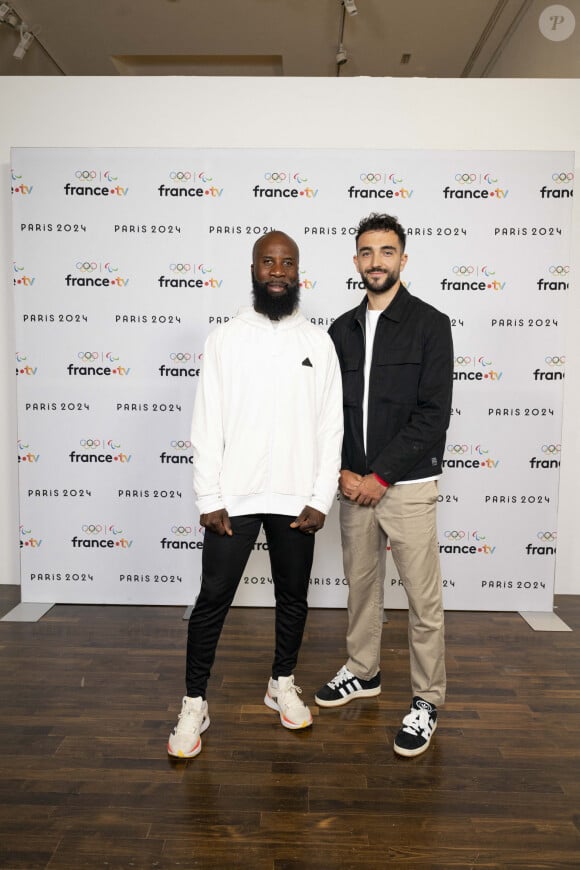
top-left (170, 440), bottom-right (192, 450)
top-left (78, 351), bottom-right (98, 361)
top-left (452, 266), bottom-right (474, 275)
top-left (171, 525), bottom-right (192, 535)
top-left (537, 531), bottom-right (557, 542)
top-left (454, 356), bottom-right (472, 366)
top-left (545, 356), bottom-right (565, 366)
top-left (551, 172), bottom-right (574, 183)
top-left (264, 172), bottom-right (287, 182)
top-left (82, 524), bottom-right (102, 534)
top-left (444, 530), bottom-right (465, 540)
top-left (541, 444), bottom-right (560, 454)
top-left (169, 171), bottom-right (192, 181)
top-left (360, 173), bottom-right (383, 184)
top-left (80, 439), bottom-right (100, 449)
top-left (447, 444), bottom-right (469, 454)
top-left (76, 261), bottom-right (98, 272)
top-left (75, 170), bottom-right (97, 180)
top-left (170, 263), bottom-right (191, 272)
top-left (549, 265), bottom-right (569, 275)
top-left (455, 173), bottom-right (476, 184)
top-left (170, 353), bottom-right (191, 362)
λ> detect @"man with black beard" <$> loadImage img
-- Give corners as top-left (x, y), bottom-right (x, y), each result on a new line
top-left (315, 214), bottom-right (453, 758)
top-left (168, 231), bottom-right (343, 759)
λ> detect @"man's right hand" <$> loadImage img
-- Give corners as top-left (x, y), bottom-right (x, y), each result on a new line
top-left (200, 509), bottom-right (233, 536)
top-left (339, 469), bottom-right (364, 500)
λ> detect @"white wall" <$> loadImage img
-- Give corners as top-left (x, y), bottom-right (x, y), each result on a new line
top-left (1, 76), bottom-right (579, 594)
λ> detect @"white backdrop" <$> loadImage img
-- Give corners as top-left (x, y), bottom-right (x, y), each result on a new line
top-left (11, 146), bottom-right (573, 610)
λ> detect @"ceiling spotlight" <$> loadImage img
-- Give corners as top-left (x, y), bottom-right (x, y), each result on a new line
top-left (343, 0), bottom-right (358, 16)
top-left (336, 45), bottom-right (348, 65)
top-left (13, 26), bottom-right (33, 59)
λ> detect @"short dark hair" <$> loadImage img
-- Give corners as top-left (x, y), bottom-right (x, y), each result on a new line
top-left (355, 213), bottom-right (406, 252)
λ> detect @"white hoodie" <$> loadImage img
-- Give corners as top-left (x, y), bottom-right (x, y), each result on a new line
top-left (191, 306), bottom-right (343, 518)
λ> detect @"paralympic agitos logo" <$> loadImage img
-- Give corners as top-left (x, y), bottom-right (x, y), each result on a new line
top-left (348, 171), bottom-right (413, 200)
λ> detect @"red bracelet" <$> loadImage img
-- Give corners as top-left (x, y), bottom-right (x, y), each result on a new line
top-left (373, 473), bottom-right (389, 488)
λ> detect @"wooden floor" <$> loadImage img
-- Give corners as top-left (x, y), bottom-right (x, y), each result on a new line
top-left (1, 586), bottom-right (579, 870)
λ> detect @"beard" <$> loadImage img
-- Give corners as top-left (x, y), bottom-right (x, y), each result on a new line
top-left (360, 269), bottom-right (400, 295)
top-left (252, 276), bottom-right (300, 320)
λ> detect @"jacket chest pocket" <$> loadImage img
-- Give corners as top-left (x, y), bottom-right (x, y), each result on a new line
top-left (372, 345), bottom-right (422, 404)
top-left (340, 351), bottom-right (362, 407)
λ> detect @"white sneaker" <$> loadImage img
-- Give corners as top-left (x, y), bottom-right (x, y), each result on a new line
top-left (264, 675), bottom-right (313, 730)
top-left (167, 696), bottom-right (210, 758)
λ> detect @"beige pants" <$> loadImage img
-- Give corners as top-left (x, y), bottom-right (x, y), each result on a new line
top-left (340, 480), bottom-right (446, 707)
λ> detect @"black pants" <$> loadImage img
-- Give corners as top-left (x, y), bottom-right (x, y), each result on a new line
top-left (186, 514), bottom-right (315, 698)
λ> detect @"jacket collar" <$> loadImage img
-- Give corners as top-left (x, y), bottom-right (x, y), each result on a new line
top-left (351, 283), bottom-right (412, 330)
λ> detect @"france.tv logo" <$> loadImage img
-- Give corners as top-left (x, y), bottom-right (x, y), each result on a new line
top-left (540, 171), bottom-right (574, 199)
top-left (67, 261), bottom-right (129, 288)
top-left (20, 525), bottom-right (42, 548)
top-left (71, 523), bottom-right (133, 549)
top-left (69, 438), bottom-right (132, 464)
top-left (16, 353), bottom-right (38, 376)
top-left (453, 355), bottom-right (503, 382)
top-left (64, 170), bottom-right (128, 196)
top-left (443, 172), bottom-right (508, 200)
top-left (13, 263), bottom-right (35, 287)
top-left (17, 440), bottom-right (40, 463)
top-left (67, 352), bottom-right (131, 377)
top-left (158, 170), bottom-right (223, 197)
top-left (253, 171), bottom-right (318, 199)
top-left (299, 270), bottom-right (318, 290)
top-left (348, 171), bottom-right (413, 200)
top-left (441, 265), bottom-right (505, 292)
top-left (11, 171), bottom-right (33, 195)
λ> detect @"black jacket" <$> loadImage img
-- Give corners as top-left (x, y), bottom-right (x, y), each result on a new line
top-left (328, 285), bottom-right (453, 485)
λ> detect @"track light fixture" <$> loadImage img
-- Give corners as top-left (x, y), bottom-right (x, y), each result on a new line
top-left (343, 0), bottom-right (358, 16)
top-left (0, 3), bottom-right (35, 58)
top-left (13, 24), bottom-right (33, 59)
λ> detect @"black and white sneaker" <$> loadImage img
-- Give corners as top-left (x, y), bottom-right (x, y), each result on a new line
top-left (393, 697), bottom-right (437, 757)
top-left (314, 665), bottom-right (381, 707)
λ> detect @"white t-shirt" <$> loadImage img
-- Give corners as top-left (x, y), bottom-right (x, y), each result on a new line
top-left (363, 306), bottom-right (438, 486)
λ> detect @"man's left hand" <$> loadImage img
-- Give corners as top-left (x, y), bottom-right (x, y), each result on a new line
top-left (352, 474), bottom-right (388, 507)
top-left (290, 506), bottom-right (326, 535)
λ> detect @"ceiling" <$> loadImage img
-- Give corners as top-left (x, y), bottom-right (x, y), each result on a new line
top-left (2, 0), bottom-right (579, 77)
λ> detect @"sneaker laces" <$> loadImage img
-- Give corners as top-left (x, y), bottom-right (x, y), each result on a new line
top-left (327, 665), bottom-right (354, 688)
top-left (175, 699), bottom-right (204, 734)
top-left (401, 707), bottom-right (430, 737)
top-left (278, 678), bottom-right (308, 716)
